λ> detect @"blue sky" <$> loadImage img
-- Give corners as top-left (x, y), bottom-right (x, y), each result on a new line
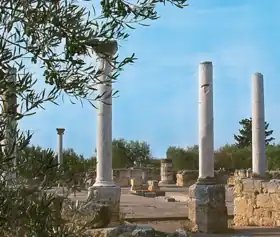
top-left (20, 0), bottom-right (280, 159)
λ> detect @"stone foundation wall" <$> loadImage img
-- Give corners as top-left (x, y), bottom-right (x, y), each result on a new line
top-left (234, 178), bottom-right (280, 226)
top-left (227, 169), bottom-right (251, 186)
top-left (113, 168), bottom-right (160, 187)
top-left (227, 169), bottom-right (280, 186)
top-left (176, 170), bottom-right (230, 187)
top-left (84, 168), bottom-right (160, 187)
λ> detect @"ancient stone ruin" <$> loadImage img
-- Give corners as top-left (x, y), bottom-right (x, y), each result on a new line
top-left (9, 56), bottom-right (280, 236)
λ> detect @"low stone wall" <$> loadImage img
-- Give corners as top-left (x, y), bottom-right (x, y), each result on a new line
top-left (113, 168), bottom-right (160, 187)
top-left (227, 169), bottom-right (250, 186)
top-left (234, 178), bottom-right (280, 226)
top-left (176, 170), bottom-right (230, 187)
top-left (84, 168), bottom-right (160, 187)
top-left (176, 171), bottom-right (197, 187)
top-left (227, 169), bottom-right (280, 186)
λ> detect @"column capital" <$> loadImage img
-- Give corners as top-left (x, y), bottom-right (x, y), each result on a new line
top-left (200, 61), bottom-right (212, 65)
top-left (94, 39), bottom-right (118, 56)
top-left (253, 72), bottom-right (263, 77)
top-left (56, 128), bottom-right (65, 135)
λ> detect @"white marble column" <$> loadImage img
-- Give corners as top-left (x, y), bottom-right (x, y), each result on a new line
top-left (56, 128), bottom-right (65, 166)
top-left (93, 41), bottom-right (117, 187)
top-left (198, 61), bottom-right (214, 180)
top-left (252, 73), bottom-right (266, 176)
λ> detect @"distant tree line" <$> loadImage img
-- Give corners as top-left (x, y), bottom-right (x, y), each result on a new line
top-left (168, 117), bottom-right (278, 171)
top-left (22, 139), bottom-right (160, 175)
top-left (26, 117), bottom-right (280, 173)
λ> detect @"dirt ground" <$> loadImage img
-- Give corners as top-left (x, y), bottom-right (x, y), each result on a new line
top-left (54, 186), bottom-right (280, 236)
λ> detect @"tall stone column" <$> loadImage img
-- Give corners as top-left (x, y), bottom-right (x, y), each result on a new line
top-left (87, 40), bottom-right (120, 225)
top-left (159, 159), bottom-right (174, 185)
top-left (56, 128), bottom-right (65, 166)
top-left (252, 73), bottom-right (266, 176)
top-left (188, 62), bottom-right (228, 233)
top-left (1, 68), bottom-right (17, 179)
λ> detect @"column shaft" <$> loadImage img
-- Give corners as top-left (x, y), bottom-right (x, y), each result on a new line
top-left (187, 62), bottom-right (227, 233)
top-left (159, 159), bottom-right (174, 184)
top-left (56, 128), bottom-right (65, 166)
top-left (57, 134), bottom-right (63, 165)
top-left (198, 62), bottom-right (214, 179)
top-left (252, 73), bottom-right (266, 176)
top-left (94, 57), bottom-right (115, 186)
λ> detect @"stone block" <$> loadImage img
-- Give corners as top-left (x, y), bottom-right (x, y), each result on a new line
top-left (263, 179), bottom-right (280, 193)
top-left (62, 199), bottom-right (111, 228)
top-left (131, 177), bottom-right (143, 187)
top-left (130, 177), bottom-right (143, 191)
top-left (254, 208), bottom-right (272, 219)
top-left (248, 216), bottom-right (259, 226)
top-left (260, 217), bottom-right (275, 226)
top-left (271, 194), bottom-right (280, 211)
top-left (187, 183), bottom-right (228, 233)
top-left (233, 179), bottom-right (243, 197)
top-left (227, 176), bottom-right (235, 186)
top-left (242, 178), bottom-right (263, 193)
top-left (236, 169), bottom-right (246, 178)
top-left (176, 170), bottom-right (198, 187)
top-left (256, 194), bottom-right (272, 208)
top-left (234, 197), bottom-right (253, 216)
top-left (234, 217), bottom-right (248, 226)
top-left (116, 177), bottom-right (130, 187)
top-left (142, 184), bottom-right (148, 190)
top-left (87, 186), bottom-right (121, 225)
top-left (148, 180), bottom-right (159, 191)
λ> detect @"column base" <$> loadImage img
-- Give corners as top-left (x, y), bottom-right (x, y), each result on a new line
top-left (93, 180), bottom-right (117, 187)
top-left (188, 183), bottom-right (228, 233)
top-left (87, 185), bottom-right (121, 225)
top-left (196, 177), bottom-right (216, 185)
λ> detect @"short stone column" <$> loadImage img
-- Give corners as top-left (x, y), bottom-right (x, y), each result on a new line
top-left (188, 62), bottom-right (228, 233)
top-left (56, 128), bottom-right (65, 166)
top-left (252, 73), bottom-right (266, 176)
top-left (1, 68), bottom-right (17, 180)
top-left (87, 40), bottom-right (120, 225)
top-left (159, 159), bottom-right (174, 185)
